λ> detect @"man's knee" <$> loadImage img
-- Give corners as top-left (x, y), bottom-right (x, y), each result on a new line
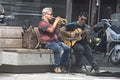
top-left (73, 50), bottom-right (83, 57)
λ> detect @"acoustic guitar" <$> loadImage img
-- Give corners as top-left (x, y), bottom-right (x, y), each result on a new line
top-left (62, 28), bottom-right (83, 47)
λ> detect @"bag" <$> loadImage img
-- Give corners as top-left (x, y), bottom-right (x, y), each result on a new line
top-left (22, 26), bottom-right (40, 49)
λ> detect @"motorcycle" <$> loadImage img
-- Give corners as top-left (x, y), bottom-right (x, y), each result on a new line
top-left (90, 13), bottom-right (120, 65)
top-left (0, 4), bottom-right (14, 25)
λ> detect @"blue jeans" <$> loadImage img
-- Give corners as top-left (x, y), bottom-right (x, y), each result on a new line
top-left (45, 42), bottom-right (70, 67)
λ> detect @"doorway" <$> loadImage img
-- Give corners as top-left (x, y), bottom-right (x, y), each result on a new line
top-left (100, 0), bottom-right (117, 20)
top-left (72, 0), bottom-right (89, 22)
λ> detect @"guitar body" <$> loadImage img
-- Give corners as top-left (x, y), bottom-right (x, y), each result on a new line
top-left (63, 28), bottom-right (83, 47)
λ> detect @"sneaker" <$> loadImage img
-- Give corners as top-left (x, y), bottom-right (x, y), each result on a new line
top-left (54, 67), bottom-right (62, 73)
top-left (94, 68), bottom-right (100, 73)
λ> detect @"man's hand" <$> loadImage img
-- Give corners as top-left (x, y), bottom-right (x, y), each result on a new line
top-left (55, 17), bottom-right (61, 23)
top-left (84, 29), bottom-right (90, 34)
top-left (70, 32), bottom-right (76, 38)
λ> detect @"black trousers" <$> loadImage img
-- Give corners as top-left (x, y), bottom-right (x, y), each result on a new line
top-left (73, 43), bottom-right (99, 70)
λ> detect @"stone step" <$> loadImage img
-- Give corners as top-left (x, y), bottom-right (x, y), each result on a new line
top-left (0, 49), bottom-right (54, 73)
top-left (0, 49), bottom-right (54, 65)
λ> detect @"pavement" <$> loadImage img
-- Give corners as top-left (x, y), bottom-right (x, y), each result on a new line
top-left (0, 67), bottom-right (120, 80)
top-left (0, 72), bottom-right (119, 80)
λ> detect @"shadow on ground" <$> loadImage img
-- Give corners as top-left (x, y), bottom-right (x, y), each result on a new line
top-left (87, 71), bottom-right (120, 77)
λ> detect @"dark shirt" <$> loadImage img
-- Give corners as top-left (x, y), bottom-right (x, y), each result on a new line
top-left (64, 21), bottom-right (90, 45)
top-left (38, 20), bottom-right (58, 45)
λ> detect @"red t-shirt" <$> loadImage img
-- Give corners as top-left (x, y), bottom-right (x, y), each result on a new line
top-left (38, 20), bottom-right (58, 45)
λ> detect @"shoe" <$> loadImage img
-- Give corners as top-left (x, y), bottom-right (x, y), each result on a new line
top-left (74, 66), bottom-right (82, 73)
top-left (54, 67), bottom-right (62, 73)
top-left (93, 64), bottom-right (100, 73)
top-left (61, 66), bottom-right (68, 73)
top-left (94, 68), bottom-right (100, 73)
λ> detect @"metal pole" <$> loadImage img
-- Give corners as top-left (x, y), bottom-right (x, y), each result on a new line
top-left (66, 0), bottom-right (72, 22)
top-left (88, 0), bottom-right (92, 25)
top-left (96, 0), bottom-right (100, 23)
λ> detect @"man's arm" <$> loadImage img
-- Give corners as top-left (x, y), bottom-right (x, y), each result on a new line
top-left (84, 27), bottom-right (91, 43)
top-left (47, 17), bottom-right (61, 33)
top-left (60, 27), bottom-right (75, 37)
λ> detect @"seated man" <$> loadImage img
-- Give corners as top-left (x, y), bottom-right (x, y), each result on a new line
top-left (60, 12), bottom-right (100, 73)
top-left (38, 7), bottom-right (70, 73)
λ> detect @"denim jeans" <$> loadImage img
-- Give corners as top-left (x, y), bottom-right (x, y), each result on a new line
top-left (73, 43), bottom-right (99, 70)
top-left (45, 41), bottom-right (70, 67)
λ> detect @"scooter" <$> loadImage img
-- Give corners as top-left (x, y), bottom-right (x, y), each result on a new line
top-left (105, 14), bottom-right (120, 65)
top-left (90, 14), bottom-right (120, 65)
top-left (0, 4), bottom-right (14, 25)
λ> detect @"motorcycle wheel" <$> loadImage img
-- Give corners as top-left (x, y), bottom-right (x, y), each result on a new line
top-left (109, 49), bottom-right (120, 65)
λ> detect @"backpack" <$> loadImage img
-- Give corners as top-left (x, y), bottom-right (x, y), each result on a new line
top-left (22, 26), bottom-right (40, 49)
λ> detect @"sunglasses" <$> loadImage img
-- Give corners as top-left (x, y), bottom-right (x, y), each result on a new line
top-left (81, 18), bottom-right (87, 22)
top-left (47, 13), bottom-right (53, 15)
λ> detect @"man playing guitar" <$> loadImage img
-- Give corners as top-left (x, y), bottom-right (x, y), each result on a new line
top-left (60, 12), bottom-right (100, 73)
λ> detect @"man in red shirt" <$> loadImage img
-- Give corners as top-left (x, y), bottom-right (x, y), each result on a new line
top-left (39, 7), bottom-right (70, 73)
